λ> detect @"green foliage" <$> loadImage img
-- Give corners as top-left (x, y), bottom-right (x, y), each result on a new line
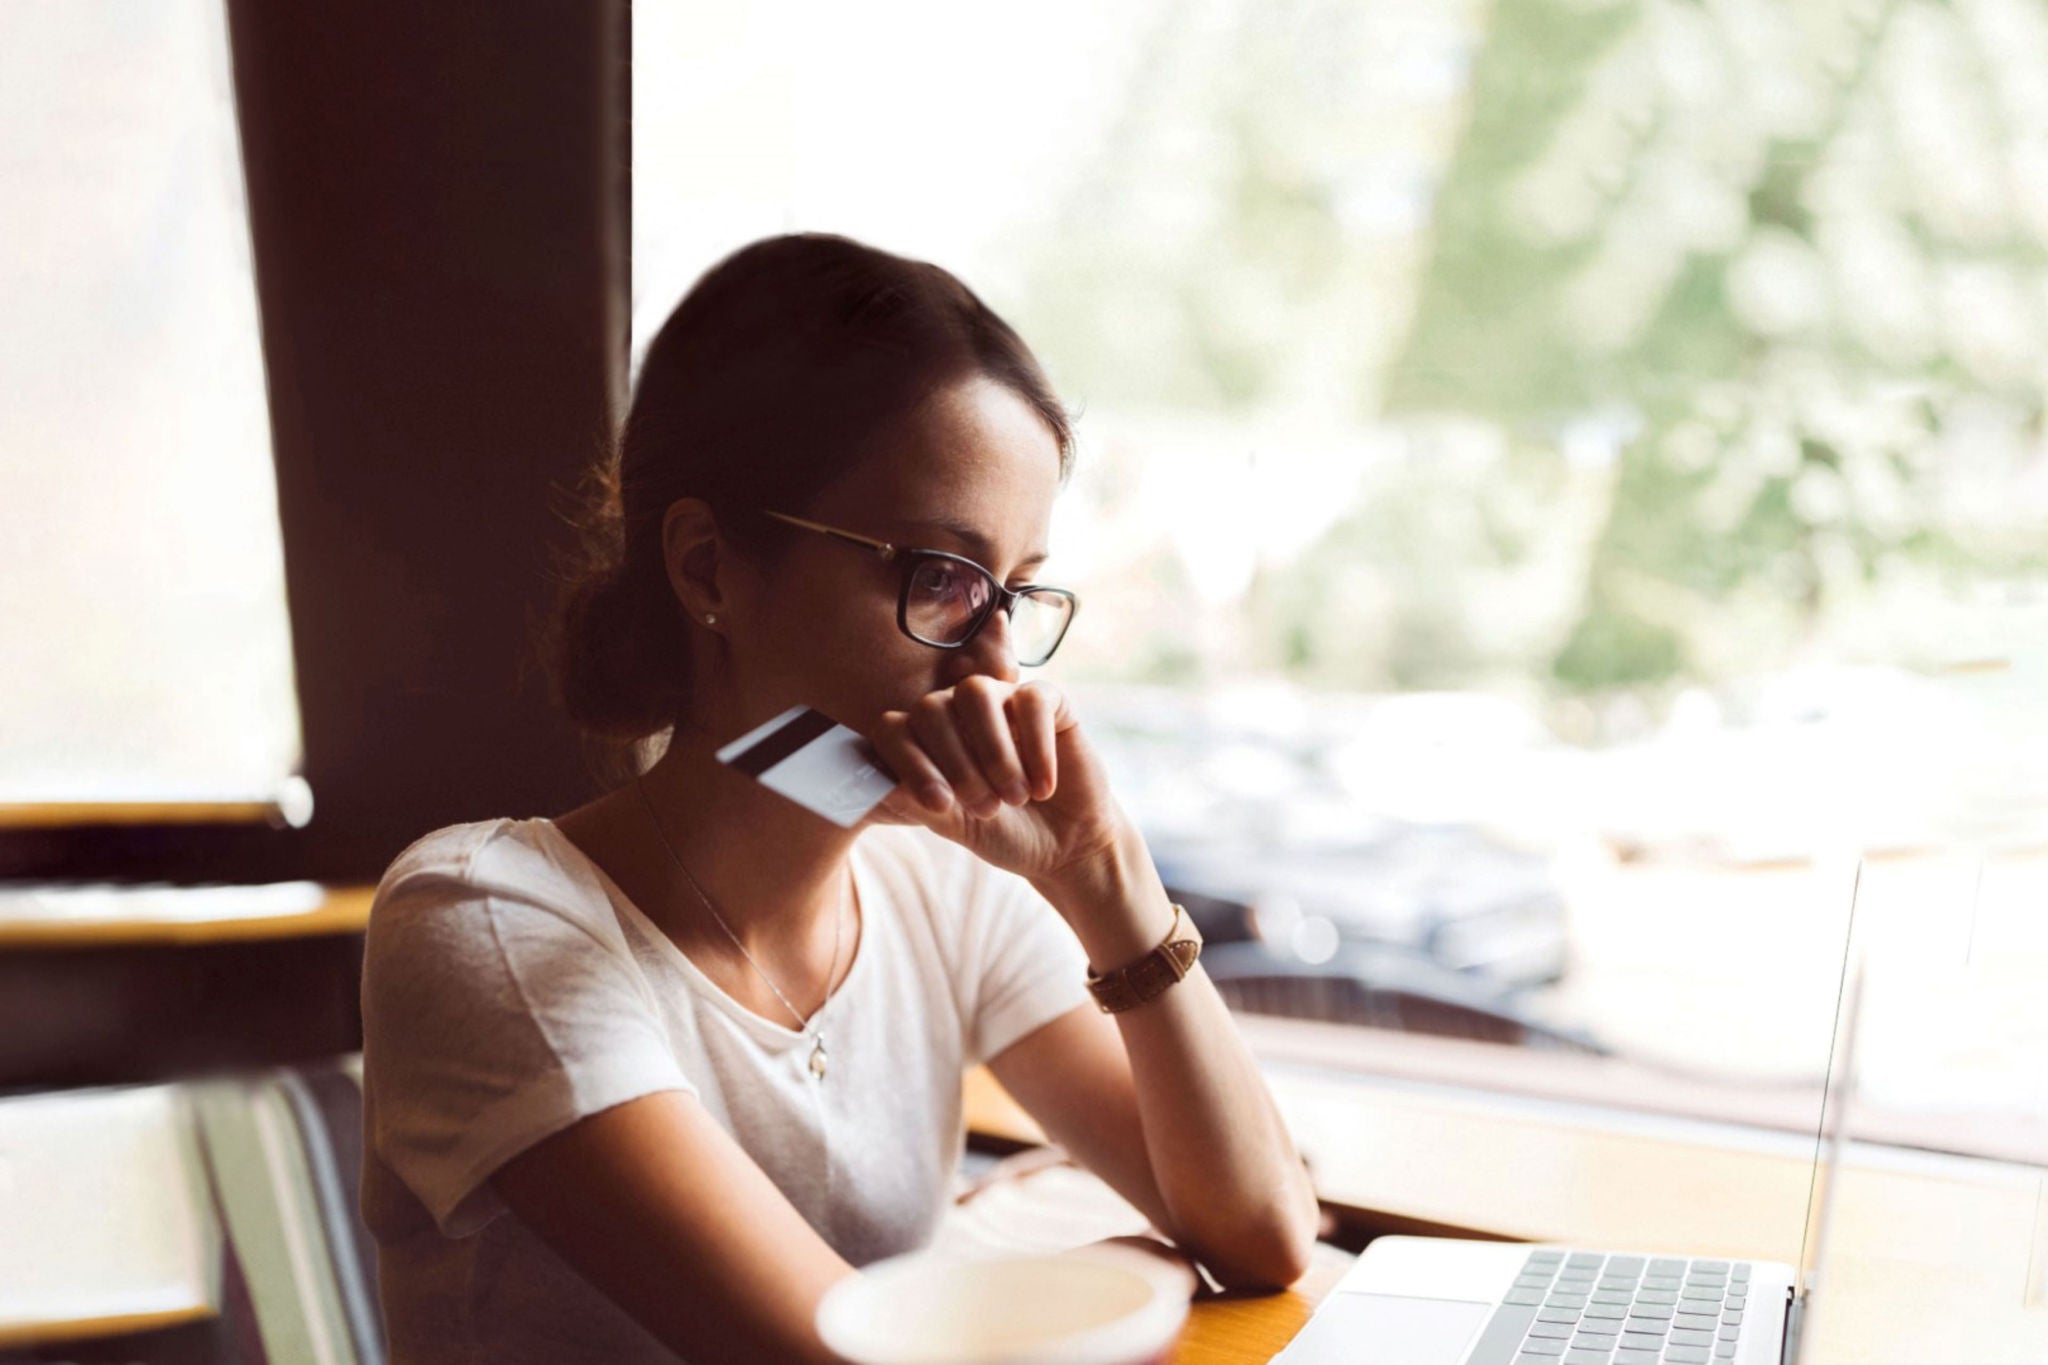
top-left (1008, 0), bottom-right (2048, 704)
top-left (1383, 0), bottom-right (2048, 697)
top-left (1384, 0), bottom-right (1638, 420)
top-left (1552, 595), bottom-right (1684, 692)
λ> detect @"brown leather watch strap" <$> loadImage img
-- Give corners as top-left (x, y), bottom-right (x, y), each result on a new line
top-left (1085, 902), bottom-right (1203, 1014)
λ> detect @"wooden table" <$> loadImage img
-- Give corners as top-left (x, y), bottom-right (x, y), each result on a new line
top-left (1174, 1242), bottom-right (1355, 1364)
top-left (0, 885), bottom-right (371, 1093)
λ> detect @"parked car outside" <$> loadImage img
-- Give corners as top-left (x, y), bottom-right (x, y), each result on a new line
top-left (1070, 680), bottom-right (1571, 990)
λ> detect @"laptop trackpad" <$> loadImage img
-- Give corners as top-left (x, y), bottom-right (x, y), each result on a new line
top-left (1277, 1293), bottom-right (1492, 1364)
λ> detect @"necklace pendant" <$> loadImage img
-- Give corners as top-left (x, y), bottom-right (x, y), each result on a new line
top-left (809, 1037), bottom-right (828, 1079)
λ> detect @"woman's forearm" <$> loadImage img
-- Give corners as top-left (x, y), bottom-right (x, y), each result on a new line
top-left (1033, 826), bottom-right (1322, 1290)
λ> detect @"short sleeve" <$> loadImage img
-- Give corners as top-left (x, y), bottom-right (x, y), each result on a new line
top-left (360, 863), bottom-right (697, 1238)
top-left (960, 863), bottom-right (1094, 1068)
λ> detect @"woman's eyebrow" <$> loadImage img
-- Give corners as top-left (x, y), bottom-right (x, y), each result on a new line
top-left (902, 517), bottom-right (1048, 566)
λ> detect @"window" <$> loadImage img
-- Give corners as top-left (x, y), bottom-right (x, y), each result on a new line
top-left (633, 0), bottom-right (2048, 1170)
top-left (0, 0), bottom-right (302, 815)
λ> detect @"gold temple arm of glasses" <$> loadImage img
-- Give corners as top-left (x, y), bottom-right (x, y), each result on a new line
top-left (760, 510), bottom-right (900, 560)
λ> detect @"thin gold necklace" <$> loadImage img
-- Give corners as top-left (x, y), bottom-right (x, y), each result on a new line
top-left (633, 775), bottom-right (848, 1080)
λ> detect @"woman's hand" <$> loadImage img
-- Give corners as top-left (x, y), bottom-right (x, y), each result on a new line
top-left (859, 676), bottom-right (1130, 887)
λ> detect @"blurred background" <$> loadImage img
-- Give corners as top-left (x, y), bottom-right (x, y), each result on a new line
top-left (3, 2), bottom-right (2047, 1348)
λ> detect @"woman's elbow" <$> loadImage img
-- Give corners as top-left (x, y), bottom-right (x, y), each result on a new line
top-left (1199, 1210), bottom-right (1318, 1292)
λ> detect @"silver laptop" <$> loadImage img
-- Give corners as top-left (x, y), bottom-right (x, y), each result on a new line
top-left (1275, 862), bottom-right (1869, 1365)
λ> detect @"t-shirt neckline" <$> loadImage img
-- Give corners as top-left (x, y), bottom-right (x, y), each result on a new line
top-left (526, 815), bottom-right (875, 1046)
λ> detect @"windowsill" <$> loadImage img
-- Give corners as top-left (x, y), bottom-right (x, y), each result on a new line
top-left (0, 884), bottom-right (372, 950)
top-left (1227, 1012), bottom-right (2048, 1171)
top-left (0, 802), bottom-right (293, 829)
top-left (967, 1011), bottom-right (2048, 1256)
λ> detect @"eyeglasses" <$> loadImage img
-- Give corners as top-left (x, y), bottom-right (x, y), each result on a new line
top-left (758, 509), bottom-right (1079, 666)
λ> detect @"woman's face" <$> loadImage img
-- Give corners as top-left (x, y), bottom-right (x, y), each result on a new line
top-left (725, 374), bottom-right (1065, 738)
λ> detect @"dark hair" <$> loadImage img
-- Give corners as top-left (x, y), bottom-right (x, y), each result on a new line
top-left (537, 232), bottom-right (1079, 785)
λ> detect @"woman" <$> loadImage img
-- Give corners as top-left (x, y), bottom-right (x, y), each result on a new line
top-left (358, 232), bottom-right (1320, 1363)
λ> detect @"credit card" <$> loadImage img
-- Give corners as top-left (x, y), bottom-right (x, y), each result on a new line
top-left (714, 704), bottom-right (900, 828)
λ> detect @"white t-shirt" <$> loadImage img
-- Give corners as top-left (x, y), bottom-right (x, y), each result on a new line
top-left (359, 814), bottom-right (1094, 1365)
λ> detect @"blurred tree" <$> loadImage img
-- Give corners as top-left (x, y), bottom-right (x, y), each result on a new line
top-left (1005, 0), bottom-right (2048, 703)
top-left (1006, 0), bottom-right (1559, 692)
top-left (1003, 0), bottom-right (1386, 416)
top-left (1384, 0), bottom-right (2048, 693)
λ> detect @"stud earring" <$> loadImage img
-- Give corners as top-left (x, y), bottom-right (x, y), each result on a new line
top-left (704, 613), bottom-right (718, 625)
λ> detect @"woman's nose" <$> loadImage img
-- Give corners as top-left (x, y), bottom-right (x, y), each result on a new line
top-left (953, 601), bottom-right (1021, 684)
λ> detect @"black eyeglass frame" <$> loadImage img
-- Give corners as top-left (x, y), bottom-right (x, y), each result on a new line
top-left (758, 509), bottom-right (1080, 665)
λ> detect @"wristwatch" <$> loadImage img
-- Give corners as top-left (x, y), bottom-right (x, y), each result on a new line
top-left (1085, 902), bottom-right (1203, 1014)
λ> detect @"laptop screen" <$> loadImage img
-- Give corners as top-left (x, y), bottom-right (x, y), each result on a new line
top-left (1786, 859), bottom-right (1869, 1361)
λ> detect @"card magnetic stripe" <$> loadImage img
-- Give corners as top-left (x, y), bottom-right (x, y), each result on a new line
top-left (726, 707), bottom-right (840, 778)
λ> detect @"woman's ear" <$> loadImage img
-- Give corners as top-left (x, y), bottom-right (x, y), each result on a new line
top-left (660, 497), bottom-right (730, 625)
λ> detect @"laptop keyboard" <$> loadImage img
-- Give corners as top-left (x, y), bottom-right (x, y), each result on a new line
top-left (1464, 1249), bottom-right (1754, 1364)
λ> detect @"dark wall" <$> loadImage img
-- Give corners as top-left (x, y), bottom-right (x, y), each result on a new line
top-left (0, 936), bottom-right (366, 1093)
top-left (0, 2), bottom-right (630, 887)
